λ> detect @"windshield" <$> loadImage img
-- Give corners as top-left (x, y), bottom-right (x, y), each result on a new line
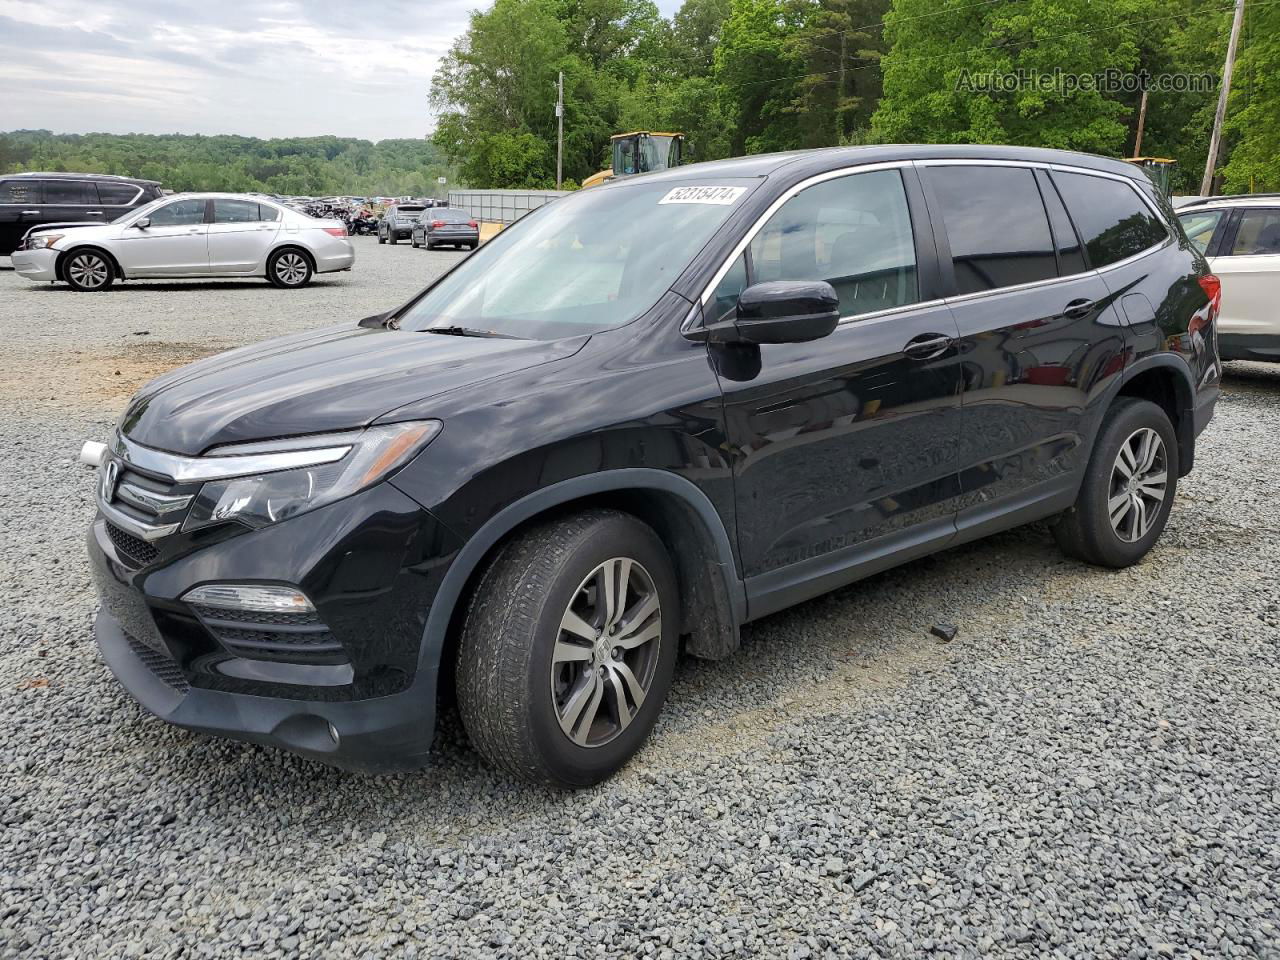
top-left (398, 178), bottom-right (755, 340)
top-left (112, 195), bottom-right (170, 224)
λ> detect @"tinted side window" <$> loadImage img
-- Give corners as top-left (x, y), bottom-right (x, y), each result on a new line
top-left (42, 180), bottom-right (94, 204)
top-left (1053, 172), bottom-right (1168, 268)
top-left (97, 182), bottom-right (142, 205)
top-left (1177, 210), bottom-right (1225, 255)
top-left (1038, 173), bottom-right (1087, 276)
top-left (1229, 209), bottom-right (1280, 256)
top-left (259, 204), bottom-right (281, 222)
top-left (708, 253), bottom-right (748, 325)
top-left (0, 180), bottom-right (39, 204)
top-left (927, 166), bottom-right (1056, 295)
top-left (149, 198), bottom-right (208, 226)
top-left (749, 168), bottom-right (919, 318)
top-left (213, 199), bottom-right (263, 223)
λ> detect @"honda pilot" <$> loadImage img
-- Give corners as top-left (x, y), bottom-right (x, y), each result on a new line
top-left (83, 146), bottom-right (1220, 787)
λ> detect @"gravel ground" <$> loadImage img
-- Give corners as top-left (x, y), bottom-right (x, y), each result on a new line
top-left (2, 243), bottom-right (1279, 959)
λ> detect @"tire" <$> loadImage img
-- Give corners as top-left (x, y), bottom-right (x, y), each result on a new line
top-left (426, 241), bottom-right (435, 251)
top-left (1052, 397), bottom-right (1179, 568)
top-left (411, 235), bottom-right (420, 248)
top-left (62, 249), bottom-right (114, 292)
top-left (456, 509), bottom-right (679, 788)
top-left (388, 232), bottom-right (398, 245)
top-left (378, 230), bottom-right (386, 245)
top-left (267, 248), bottom-right (313, 289)
top-left (469, 241), bottom-right (479, 250)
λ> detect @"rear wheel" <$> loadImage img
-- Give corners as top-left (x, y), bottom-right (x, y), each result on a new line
top-left (411, 234), bottom-right (420, 248)
top-left (378, 230), bottom-right (386, 245)
top-left (456, 509), bottom-right (678, 788)
top-left (388, 231), bottom-right (398, 245)
top-left (267, 249), bottom-right (313, 289)
top-left (63, 250), bottom-right (114, 292)
top-left (1053, 398), bottom-right (1178, 568)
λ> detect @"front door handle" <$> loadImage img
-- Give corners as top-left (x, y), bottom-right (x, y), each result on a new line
top-left (21, 210), bottom-right (39, 216)
top-left (903, 333), bottom-right (955, 360)
top-left (86, 211), bottom-right (104, 216)
top-left (1063, 298), bottom-right (1096, 319)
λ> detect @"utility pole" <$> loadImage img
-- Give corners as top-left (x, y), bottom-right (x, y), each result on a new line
top-left (555, 71), bottom-right (564, 190)
top-left (1201, 0), bottom-right (1246, 196)
top-left (1133, 88), bottom-right (1148, 156)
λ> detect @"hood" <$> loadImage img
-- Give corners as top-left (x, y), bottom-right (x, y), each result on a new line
top-left (25, 221), bottom-right (110, 241)
top-left (120, 323), bottom-right (588, 456)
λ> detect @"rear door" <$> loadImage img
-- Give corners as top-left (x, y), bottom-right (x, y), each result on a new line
top-left (921, 162), bottom-right (1123, 533)
top-left (207, 199), bottom-right (282, 273)
top-left (40, 179), bottom-right (105, 227)
top-left (1206, 206), bottom-right (1280, 357)
top-left (114, 197), bottom-right (211, 276)
top-left (711, 164), bottom-right (966, 617)
top-left (0, 178), bottom-right (41, 254)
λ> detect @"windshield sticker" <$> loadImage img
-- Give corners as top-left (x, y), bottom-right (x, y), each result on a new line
top-left (659, 186), bottom-right (746, 206)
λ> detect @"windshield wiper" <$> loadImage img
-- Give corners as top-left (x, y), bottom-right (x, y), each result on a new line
top-left (421, 325), bottom-right (523, 340)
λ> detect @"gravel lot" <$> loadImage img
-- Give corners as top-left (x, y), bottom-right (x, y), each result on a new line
top-left (2, 241), bottom-right (1279, 959)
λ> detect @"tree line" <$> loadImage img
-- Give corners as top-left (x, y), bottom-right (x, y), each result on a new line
top-left (0, 131), bottom-right (457, 197)
top-left (431, 0), bottom-right (1279, 194)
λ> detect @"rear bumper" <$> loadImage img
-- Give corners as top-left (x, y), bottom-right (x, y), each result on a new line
top-left (95, 607), bottom-right (438, 771)
top-left (11, 247), bottom-right (58, 281)
top-left (428, 232), bottom-right (479, 245)
top-left (1220, 333), bottom-right (1280, 362)
top-left (315, 247), bottom-right (355, 274)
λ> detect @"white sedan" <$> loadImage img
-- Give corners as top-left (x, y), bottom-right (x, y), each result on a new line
top-left (10, 193), bottom-right (355, 292)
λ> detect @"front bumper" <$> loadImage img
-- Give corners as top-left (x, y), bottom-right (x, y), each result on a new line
top-left (86, 479), bottom-right (462, 770)
top-left (11, 247), bottom-right (58, 281)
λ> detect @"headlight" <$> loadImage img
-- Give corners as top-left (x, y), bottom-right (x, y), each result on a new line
top-left (182, 420), bottom-right (440, 533)
top-left (23, 234), bottom-right (63, 250)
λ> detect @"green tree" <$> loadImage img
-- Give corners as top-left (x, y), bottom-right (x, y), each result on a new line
top-left (1222, 1), bottom-right (1280, 191)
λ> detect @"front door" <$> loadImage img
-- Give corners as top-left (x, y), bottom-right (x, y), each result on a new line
top-left (115, 198), bottom-right (210, 276)
top-left (709, 166), bottom-right (965, 617)
top-left (207, 198), bottom-right (282, 273)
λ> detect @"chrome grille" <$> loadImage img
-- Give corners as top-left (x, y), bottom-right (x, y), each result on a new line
top-left (97, 453), bottom-right (194, 543)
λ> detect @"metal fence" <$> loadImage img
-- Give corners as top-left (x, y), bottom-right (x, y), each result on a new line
top-left (447, 189), bottom-right (569, 225)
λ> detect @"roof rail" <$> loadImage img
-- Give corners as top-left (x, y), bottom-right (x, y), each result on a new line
top-left (1180, 192), bottom-right (1280, 208)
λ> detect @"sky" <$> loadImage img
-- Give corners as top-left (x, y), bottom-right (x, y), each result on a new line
top-left (0, 0), bottom-right (683, 142)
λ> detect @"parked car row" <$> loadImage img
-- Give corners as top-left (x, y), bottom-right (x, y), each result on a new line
top-left (79, 144), bottom-right (1221, 788)
top-left (377, 203), bottom-right (479, 249)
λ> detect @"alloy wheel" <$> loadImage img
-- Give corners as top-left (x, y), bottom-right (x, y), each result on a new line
top-left (274, 253), bottom-right (308, 285)
top-left (1108, 427), bottom-right (1168, 543)
top-left (68, 253), bottom-right (109, 289)
top-left (550, 558), bottom-right (662, 748)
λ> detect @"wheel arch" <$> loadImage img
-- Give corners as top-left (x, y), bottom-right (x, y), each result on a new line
top-left (418, 470), bottom-right (746, 704)
top-left (1113, 354), bottom-right (1197, 477)
top-left (56, 244), bottom-right (124, 282)
top-left (267, 243), bottom-right (316, 274)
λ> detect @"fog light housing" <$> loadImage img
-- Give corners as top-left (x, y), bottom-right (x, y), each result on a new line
top-left (182, 584), bottom-right (315, 614)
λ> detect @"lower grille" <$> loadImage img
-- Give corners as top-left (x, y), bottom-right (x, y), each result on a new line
top-left (105, 521), bottom-right (159, 567)
top-left (125, 634), bottom-right (190, 693)
top-left (190, 606), bottom-right (346, 662)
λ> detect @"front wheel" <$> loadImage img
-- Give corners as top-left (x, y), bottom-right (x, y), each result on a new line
top-left (456, 509), bottom-right (679, 788)
top-left (1053, 397), bottom-right (1178, 568)
top-left (267, 249), bottom-right (313, 289)
top-left (63, 250), bottom-right (114, 292)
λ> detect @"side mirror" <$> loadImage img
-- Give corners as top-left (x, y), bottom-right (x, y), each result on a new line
top-left (689, 280), bottom-right (840, 345)
top-left (134, 217), bottom-right (151, 229)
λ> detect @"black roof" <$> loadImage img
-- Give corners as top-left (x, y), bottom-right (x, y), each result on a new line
top-left (7, 171), bottom-right (161, 186)
top-left (633, 144), bottom-right (1146, 186)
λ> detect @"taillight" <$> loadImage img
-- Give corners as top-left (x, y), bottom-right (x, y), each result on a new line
top-left (431, 220), bottom-right (446, 228)
top-left (322, 226), bottom-right (347, 238)
top-left (1198, 274), bottom-right (1221, 310)
top-left (468, 220), bottom-right (478, 228)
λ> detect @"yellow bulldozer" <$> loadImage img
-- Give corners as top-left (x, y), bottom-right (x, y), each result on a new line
top-left (582, 131), bottom-right (686, 189)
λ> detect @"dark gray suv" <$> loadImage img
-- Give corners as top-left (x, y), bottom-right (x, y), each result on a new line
top-left (0, 172), bottom-right (162, 255)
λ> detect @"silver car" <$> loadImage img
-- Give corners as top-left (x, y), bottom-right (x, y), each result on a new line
top-left (10, 193), bottom-right (355, 291)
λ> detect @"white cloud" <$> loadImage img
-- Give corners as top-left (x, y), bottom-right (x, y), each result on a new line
top-left (0, 0), bottom-right (688, 141)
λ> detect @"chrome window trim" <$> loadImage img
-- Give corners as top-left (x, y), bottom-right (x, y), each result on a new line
top-left (836, 298), bottom-right (945, 327)
top-left (110, 433), bottom-right (351, 483)
top-left (694, 160), bottom-right (913, 318)
top-left (942, 270), bottom-right (1094, 307)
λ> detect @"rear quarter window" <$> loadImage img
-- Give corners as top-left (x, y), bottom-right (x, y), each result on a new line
top-left (1053, 172), bottom-right (1169, 268)
top-left (96, 182), bottom-right (143, 205)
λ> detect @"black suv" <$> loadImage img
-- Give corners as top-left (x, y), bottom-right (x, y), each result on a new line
top-left (0, 172), bottom-right (162, 255)
top-left (83, 146), bottom-right (1219, 787)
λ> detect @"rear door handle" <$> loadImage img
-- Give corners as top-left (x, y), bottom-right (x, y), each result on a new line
top-left (1063, 298), bottom-right (1095, 319)
top-left (86, 211), bottom-right (104, 216)
top-left (21, 210), bottom-right (39, 216)
top-left (903, 333), bottom-right (955, 360)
